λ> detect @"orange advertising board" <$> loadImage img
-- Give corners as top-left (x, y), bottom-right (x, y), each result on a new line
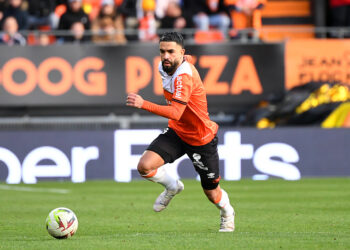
top-left (285, 39), bottom-right (350, 89)
top-left (0, 43), bottom-right (284, 114)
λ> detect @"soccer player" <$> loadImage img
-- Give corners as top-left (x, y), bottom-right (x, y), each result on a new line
top-left (126, 31), bottom-right (235, 232)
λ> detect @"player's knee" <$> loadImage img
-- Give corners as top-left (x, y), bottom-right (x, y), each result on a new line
top-left (137, 158), bottom-right (152, 176)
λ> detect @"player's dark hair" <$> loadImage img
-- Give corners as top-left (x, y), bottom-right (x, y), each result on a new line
top-left (159, 32), bottom-right (184, 48)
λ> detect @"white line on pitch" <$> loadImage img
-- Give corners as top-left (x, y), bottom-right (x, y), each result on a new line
top-left (0, 185), bottom-right (70, 194)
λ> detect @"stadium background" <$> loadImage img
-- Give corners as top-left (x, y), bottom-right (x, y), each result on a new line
top-left (0, 0), bottom-right (349, 183)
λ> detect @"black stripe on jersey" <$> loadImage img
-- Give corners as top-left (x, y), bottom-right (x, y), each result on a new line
top-left (172, 98), bottom-right (187, 105)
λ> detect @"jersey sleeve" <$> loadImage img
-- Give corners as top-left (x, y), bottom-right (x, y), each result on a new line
top-left (172, 73), bottom-right (192, 105)
top-left (141, 99), bottom-right (186, 121)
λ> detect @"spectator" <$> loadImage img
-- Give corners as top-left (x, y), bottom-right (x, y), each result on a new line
top-left (58, 0), bottom-right (90, 31)
top-left (0, 0), bottom-right (6, 22)
top-left (155, 0), bottom-right (180, 19)
top-left (138, 0), bottom-right (158, 41)
top-left (81, 0), bottom-right (125, 21)
top-left (26, 0), bottom-right (57, 29)
top-left (0, 16), bottom-right (26, 45)
top-left (159, 1), bottom-right (186, 30)
top-left (329, 0), bottom-right (350, 38)
top-left (225, 0), bottom-right (265, 38)
top-left (56, 0), bottom-right (69, 5)
top-left (81, 0), bottom-right (101, 20)
top-left (1, 0), bottom-right (28, 30)
top-left (63, 21), bottom-right (90, 43)
top-left (118, 0), bottom-right (140, 41)
top-left (37, 32), bottom-right (51, 46)
top-left (182, 0), bottom-right (231, 37)
top-left (51, 0), bottom-right (68, 31)
top-left (91, 0), bottom-right (127, 44)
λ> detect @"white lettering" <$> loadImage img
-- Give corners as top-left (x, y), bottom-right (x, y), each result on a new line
top-left (114, 129), bottom-right (162, 182)
top-left (0, 147), bottom-right (21, 184)
top-left (164, 155), bottom-right (187, 180)
top-left (218, 132), bottom-right (254, 180)
top-left (0, 130), bottom-right (302, 183)
top-left (71, 146), bottom-right (99, 183)
top-left (253, 143), bottom-right (300, 180)
top-left (22, 146), bottom-right (71, 184)
top-left (174, 76), bottom-right (183, 98)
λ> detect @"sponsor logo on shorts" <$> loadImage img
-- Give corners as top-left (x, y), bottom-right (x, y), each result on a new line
top-left (207, 173), bottom-right (215, 178)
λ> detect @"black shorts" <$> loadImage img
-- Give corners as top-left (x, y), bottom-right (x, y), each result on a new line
top-left (147, 127), bottom-right (220, 190)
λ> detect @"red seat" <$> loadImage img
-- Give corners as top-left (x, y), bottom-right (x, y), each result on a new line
top-left (194, 30), bottom-right (225, 44)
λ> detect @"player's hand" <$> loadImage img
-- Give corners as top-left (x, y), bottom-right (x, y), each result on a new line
top-left (126, 93), bottom-right (144, 108)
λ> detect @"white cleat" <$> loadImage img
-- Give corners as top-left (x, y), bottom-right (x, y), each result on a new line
top-left (153, 180), bottom-right (184, 212)
top-left (219, 212), bottom-right (235, 232)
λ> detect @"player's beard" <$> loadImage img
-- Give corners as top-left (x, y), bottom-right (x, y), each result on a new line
top-left (162, 59), bottom-right (179, 75)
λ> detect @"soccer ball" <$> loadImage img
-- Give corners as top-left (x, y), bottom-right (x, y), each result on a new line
top-left (46, 207), bottom-right (78, 239)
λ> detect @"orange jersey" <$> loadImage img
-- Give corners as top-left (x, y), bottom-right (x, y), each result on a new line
top-left (142, 61), bottom-right (218, 146)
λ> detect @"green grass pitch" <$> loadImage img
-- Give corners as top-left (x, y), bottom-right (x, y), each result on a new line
top-left (0, 178), bottom-right (349, 249)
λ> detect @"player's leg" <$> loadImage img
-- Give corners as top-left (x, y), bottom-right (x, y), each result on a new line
top-left (138, 128), bottom-right (185, 212)
top-left (138, 150), bottom-right (179, 191)
top-left (186, 136), bottom-right (235, 232)
top-left (203, 186), bottom-right (235, 232)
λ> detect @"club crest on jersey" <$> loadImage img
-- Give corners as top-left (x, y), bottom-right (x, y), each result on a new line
top-left (174, 76), bottom-right (183, 99)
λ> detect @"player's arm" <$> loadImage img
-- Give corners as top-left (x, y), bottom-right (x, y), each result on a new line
top-left (126, 93), bottom-right (186, 121)
top-left (126, 73), bottom-right (192, 121)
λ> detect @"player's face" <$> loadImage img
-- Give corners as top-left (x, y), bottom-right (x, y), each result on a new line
top-left (159, 41), bottom-right (185, 75)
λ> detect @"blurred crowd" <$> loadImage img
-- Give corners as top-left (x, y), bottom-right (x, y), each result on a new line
top-left (0, 0), bottom-right (349, 46)
top-left (0, 0), bottom-right (268, 45)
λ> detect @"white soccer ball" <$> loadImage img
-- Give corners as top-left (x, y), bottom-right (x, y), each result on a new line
top-left (46, 207), bottom-right (78, 239)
